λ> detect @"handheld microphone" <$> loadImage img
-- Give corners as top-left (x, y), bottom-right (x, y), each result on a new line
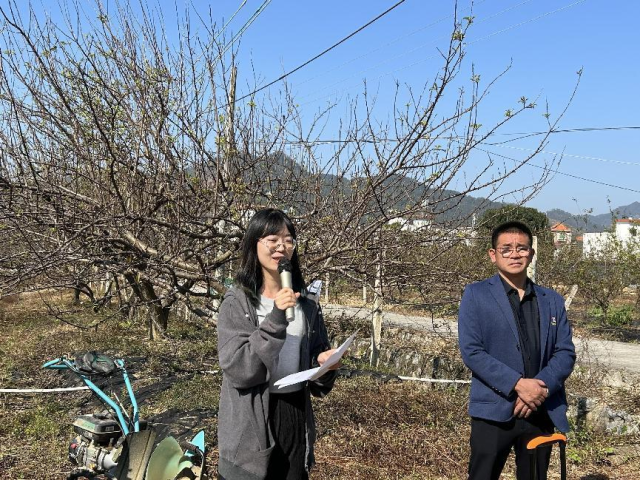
top-left (277, 258), bottom-right (295, 322)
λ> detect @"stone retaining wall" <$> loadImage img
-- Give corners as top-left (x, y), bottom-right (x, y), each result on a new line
top-left (333, 327), bottom-right (640, 435)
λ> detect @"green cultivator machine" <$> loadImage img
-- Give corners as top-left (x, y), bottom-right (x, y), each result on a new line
top-left (44, 352), bottom-right (206, 480)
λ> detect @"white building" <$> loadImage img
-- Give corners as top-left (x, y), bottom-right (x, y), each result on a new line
top-left (582, 231), bottom-right (611, 256)
top-left (615, 218), bottom-right (640, 244)
top-left (582, 218), bottom-right (640, 256)
top-left (387, 212), bottom-right (433, 232)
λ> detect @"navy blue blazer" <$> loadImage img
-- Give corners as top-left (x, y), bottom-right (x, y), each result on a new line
top-left (458, 274), bottom-right (576, 432)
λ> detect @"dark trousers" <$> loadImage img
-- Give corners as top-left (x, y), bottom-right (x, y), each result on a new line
top-left (266, 389), bottom-right (309, 480)
top-left (469, 412), bottom-right (554, 480)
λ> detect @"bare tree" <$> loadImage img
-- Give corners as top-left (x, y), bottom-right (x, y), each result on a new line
top-left (0, 2), bottom-right (577, 341)
top-left (573, 234), bottom-right (636, 323)
top-left (0, 1), bottom-right (244, 337)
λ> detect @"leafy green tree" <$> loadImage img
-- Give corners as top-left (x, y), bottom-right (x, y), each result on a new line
top-left (471, 205), bottom-right (552, 286)
top-left (477, 205), bottom-right (551, 247)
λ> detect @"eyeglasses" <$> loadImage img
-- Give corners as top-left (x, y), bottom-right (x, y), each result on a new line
top-left (496, 246), bottom-right (532, 258)
top-left (258, 237), bottom-right (297, 252)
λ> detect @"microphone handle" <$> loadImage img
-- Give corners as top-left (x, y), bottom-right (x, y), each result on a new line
top-left (280, 271), bottom-right (295, 321)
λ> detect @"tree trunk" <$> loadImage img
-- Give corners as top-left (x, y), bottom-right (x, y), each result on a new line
top-left (527, 235), bottom-right (538, 282)
top-left (370, 252), bottom-right (383, 367)
top-left (123, 273), bottom-right (169, 340)
top-left (73, 286), bottom-right (81, 305)
top-left (149, 305), bottom-right (170, 340)
top-left (140, 279), bottom-right (169, 340)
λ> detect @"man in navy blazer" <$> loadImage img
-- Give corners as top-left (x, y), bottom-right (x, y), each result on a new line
top-left (458, 221), bottom-right (575, 480)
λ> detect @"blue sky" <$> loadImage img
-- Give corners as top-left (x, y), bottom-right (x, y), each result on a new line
top-left (211, 0), bottom-right (640, 216)
top-left (10, 0), bottom-right (640, 215)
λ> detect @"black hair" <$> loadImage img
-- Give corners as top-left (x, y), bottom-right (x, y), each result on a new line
top-left (491, 221), bottom-right (533, 249)
top-left (234, 208), bottom-right (306, 306)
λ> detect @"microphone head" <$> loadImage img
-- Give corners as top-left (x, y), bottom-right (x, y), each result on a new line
top-left (277, 258), bottom-right (292, 274)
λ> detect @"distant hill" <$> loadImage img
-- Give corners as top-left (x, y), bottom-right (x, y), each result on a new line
top-left (545, 209), bottom-right (605, 232)
top-left (252, 153), bottom-right (638, 232)
top-left (546, 202), bottom-right (640, 233)
top-left (250, 152), bottom-right (507, 224)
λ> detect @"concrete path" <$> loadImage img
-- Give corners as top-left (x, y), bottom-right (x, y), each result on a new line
top-left (323, 304), bottom-right (640, 374)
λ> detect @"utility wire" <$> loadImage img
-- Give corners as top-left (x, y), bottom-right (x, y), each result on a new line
top-left (528, 163), bottom-right (640, 194)
top-left (466, 0), bottom-right (587, 47)
top-left (219, 0), bottom-right (272, 58)
top-left (234, 0), bottom-right (407, 105)
top-left (275, 129), bottom-right (640, 190)
top-left (489, 125), bottom-right (640, 145)
top-left (489, 144), bottom-right (640, 167)
top-left (514, 125), bottom-right (640, 134)
top-left (215, 0), bottom-right (248, 42)
top-left (295, 0), bottom-right (534, 93)
top-left (266, 124), bottom-right (640, 192)
top-left (298, 0), bottom-right (587, 107)
top-left (478, 148), bottom-right (640, 194)
top-left (267, 125), bottom-right (640, 145)
top-left (292, 0), bottom-right (494, 89)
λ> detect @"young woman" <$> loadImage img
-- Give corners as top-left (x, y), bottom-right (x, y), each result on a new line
top-left (217, 208), bottom-right (339, 480)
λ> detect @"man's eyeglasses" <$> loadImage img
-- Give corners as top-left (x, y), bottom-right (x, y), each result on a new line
top-left (496, 246), bottom-right (532, 258)
top-left (259, 237), bottom-right (297, 252)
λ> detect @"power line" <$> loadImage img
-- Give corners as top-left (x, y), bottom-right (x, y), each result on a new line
top-left (234, 0), bottom-right (407, 105)
top-left (479, 148), bottom-right (640, 194)
top-left (489, 125), bottom-right (640, 145)
top-left (528, 163), bottom-right (640, 194)
top-left (294, 0), bottom-right (534, 94)
top-left (298, 0), bottom-right (588, 107)
top-left (526, 125), bottom-right (640, 134)
top-left (291, 0), bottom-right (495, 90)
top-left (292, 10), bottom-right (452, 91)
top-left (489, 144), bottom-right (640, 167)
top-left (215, 0), bottom-right (248, 42)
top-left (466, 0), bottom-right (587, 47)
top-left (276, 130), bottom-right (640, 191)
top-left (267, 125), bottom-right (640, 145)
top-left (219, 0), bottom-right (272, 58)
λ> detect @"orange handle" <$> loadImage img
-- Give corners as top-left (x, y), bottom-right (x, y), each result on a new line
top-left (526, 433), bottom-right (567, 450)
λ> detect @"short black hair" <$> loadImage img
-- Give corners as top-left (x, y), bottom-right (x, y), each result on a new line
top-left (491, 221), bottom-right (533, 249)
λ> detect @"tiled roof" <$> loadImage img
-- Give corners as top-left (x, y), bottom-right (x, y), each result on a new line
top-left (551, 222), bottom-right (571, 232)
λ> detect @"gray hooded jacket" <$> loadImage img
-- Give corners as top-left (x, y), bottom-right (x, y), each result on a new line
top-left (217, 286), bottom-right (337, 480)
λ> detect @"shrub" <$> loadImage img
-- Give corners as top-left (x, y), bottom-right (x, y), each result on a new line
top-left (588, 304), bottom-right (635, 327)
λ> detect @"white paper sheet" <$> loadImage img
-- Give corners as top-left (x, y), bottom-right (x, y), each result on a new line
top-left (274, 331), bottom-right (357, 388)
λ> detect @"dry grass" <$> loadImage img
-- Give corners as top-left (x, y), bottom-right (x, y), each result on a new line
top-left (313, 378), bottom-right (469, 479)
top-left (1, 292), bottom-right (640, 479)
top-left (0, 292), bottom-right (220, 479)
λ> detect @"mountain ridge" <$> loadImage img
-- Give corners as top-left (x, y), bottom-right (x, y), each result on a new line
top-left (263, 152), bottom-right (638, 233)
top-left (546, 201), bottom-right (640, 233)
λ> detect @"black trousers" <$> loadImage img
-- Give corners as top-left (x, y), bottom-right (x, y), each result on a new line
top-left (266, 389), bottom-right (309, 480)
top-left (469, 411), bottom-right (555, 480)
